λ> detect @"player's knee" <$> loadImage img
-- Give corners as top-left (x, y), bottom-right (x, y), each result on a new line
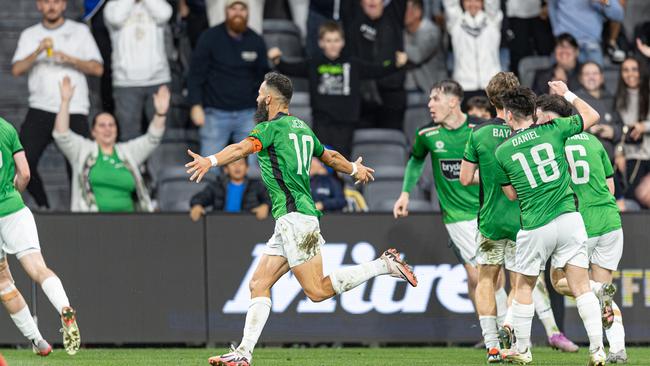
top-left (248, 277), bottom-right (270, 295)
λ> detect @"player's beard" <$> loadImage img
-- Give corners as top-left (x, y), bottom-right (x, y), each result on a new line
top-left (254, 101), bottom-right (269, 123)
top-left (226, 15), bottom-right (247, 34)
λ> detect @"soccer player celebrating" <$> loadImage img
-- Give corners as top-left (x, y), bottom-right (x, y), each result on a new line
top-left (494, 82), bottom-right (606, 365)
top-left (393, 80), bottom-right (482, 307)
top-left (459, 73), bottom-right (577, 362)
top-left (536, 94), bottom-right (628, 363)
top-left (185, 72), bottom-right (418, 366)
top-left (0, 116), bottom-right (80, 356)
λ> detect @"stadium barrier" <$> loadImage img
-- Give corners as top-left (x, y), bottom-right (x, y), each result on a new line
top-left (0, 213), bottom-right (648, 345)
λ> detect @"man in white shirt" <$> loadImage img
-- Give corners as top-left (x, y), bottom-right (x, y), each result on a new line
top-left (12, 0), bottom-right (103, 209)
top-left (104, 0), bottom-right (173, 141)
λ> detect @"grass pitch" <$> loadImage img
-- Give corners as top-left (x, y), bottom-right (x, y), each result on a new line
top-left (1, 347), bottom-right (648, 365)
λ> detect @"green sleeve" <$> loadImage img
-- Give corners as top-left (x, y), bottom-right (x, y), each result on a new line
top-left (249, 122), bottom-right (272, 149)
top-left (495, 154), bottom-right (510, 186)
top-left (10, 126), bottom-right (23, 153)
top-left (555, 114), bottom-right (584, 140)
top-left (601, 143), bottom-right (614, 178)
top-left (402, 134), bottom-right (428, 193)
top-left (312, 131), bottom-right (325, 157)
top-left (463, 130), bottom-right (478, 163)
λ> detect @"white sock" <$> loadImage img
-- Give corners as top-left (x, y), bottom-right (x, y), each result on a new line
top-left (504, 305), bottom-right (514, 328)
top-left (479, 315), bottom-right (500, 349)
top-left (512, 300), bottom-right (535, 353)
top-left (590, 280), bottom-right (603, 293)
top-left (10, 306), bottom-right (43, 342)
top-left (329, 259), bottom-right (389, 294)
top-left (606, 301), bottom-right (626, 353)
top-left (576, 292), bottom-right (604, 352)
top-left (237, 297), bottom-right (271, 358)
top-left (41, 276), bottom-right (70, 314)
top-left (533, 278), bottom-right (559, 337)
top-left (495, 288), bottom-right (508, 327)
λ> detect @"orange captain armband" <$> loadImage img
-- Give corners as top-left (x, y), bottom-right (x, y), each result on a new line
top-left (247, 137), bottom-right (263, 153)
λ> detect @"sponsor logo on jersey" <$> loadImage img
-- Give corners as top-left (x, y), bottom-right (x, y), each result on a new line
top-left (241, 51), bottom-right (258, 62)
top-left (223, 243), bottom-right (473, 315)
top-left (439, 159), bottom-right (461, 180)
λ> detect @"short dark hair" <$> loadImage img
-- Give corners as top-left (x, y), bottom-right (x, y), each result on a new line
top-left (486, 72), bottom-right (520, 109)
top-left (431, 79), bottom-right (464, 102)
top-left (466, 96), bottom-right (491, 111)
top-left (264, 72), bottom-right (293, 105)
top-left (407, 0), bottom-right (424, 9)
top-left (501, 87), bottom-right (537, 120)
top-left (579, 61), bottom-right (603, 75)
top-left (555, 33), bottom-right (578, 49)
top-left (536, 94), bottom-right (574, 118)
top-left (319, 20), bottom-right (344, 39)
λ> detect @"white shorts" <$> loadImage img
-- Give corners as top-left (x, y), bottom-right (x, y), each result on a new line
top-left (587, 229), bottom-right (623, 271)
top-left (264, 212), bottom-right (325, 268)
top-left (0, 207), bottom-right (41, 260)
top-left (475, 232), bottom-right (516, 268)
top-left (512, 212), bottom-right (589, 277)
top-left (446, 219), bottom-right (478, 266)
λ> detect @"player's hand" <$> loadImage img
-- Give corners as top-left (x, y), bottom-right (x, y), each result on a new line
top-left (637, 38), bottom-right (650, 58)
top-left (191, 105), bottom-right (205, 126)
top-left (251, 203), bottom-right (270, 220)
top-left (395, 51), bottom-right (408, 68)
top-left (630, 122), bottom-right (646, 140)
top-left (185, 149), bottom-right (212, 183)
top-left (393, 192), bottom-right (410, 219)
top-left (548, 80), bottom-right (569, 96)
top-left (59, 76), bottom-right (75, 102)
top-left (189, 204), bottom-right (206, 222)
top-left (352, 157), bottom-right (375, 185)
top-left (153, 85), bottom-right (171, 116)
top-left (267, 47), bottom-right (282, 64)
top-left (39, 37), bottom-right (53, 54)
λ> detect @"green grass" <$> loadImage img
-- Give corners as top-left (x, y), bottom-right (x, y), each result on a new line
top-left (1, 347), bottom-right (647, 365)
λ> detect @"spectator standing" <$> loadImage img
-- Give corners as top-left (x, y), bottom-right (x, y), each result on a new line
top-left (53, 77), bottom-right (169, 212)
top-left (84, 0), bottom-right (115, 113)
top-left (206, 0), bottom-right (264, 34)
top-left (310, 157), bottom-right (346, 212)
top-left (532, 33), bottom-right (582, 95)
top-left (443, 0), bottom-right (502, 108)
top-left (615, 56), bottom-right (650, 207)
top-left (187, 0), bottom-right (269, 157)
top-left (179, 0), bottom-right (209, 49)
top-left (104, 0), bottom-right (173, 141)
top-left (547, 0), bottom-right (624, 65)
top-left (189, 158), bottom-right (270, 221)
top-left (306, 0), bottom-right (342, 57)
top-left (404, 0), bottom-right (447, 94)
top-left (575, 61), bottom-right (623, 161)
top-left (11, 0), bottom-right (104, 209)
top-left (506, 0), bottom-right (554, 77)
top-left (268, 21), bottom-right (407, 157)
top-left (347, 0), bottom-right (408, 130)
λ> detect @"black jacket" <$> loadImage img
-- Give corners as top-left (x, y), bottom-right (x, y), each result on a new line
top-left (532, 64), bottom-right (581, 95)
top-left (189, 176), bottom-right (270, 211)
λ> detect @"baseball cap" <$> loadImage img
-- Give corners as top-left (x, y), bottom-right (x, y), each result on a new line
top-left (226, 0), bottom-right (248, 8)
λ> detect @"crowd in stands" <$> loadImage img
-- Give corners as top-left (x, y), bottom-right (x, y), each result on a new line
top-left (8, 0), bottom-right (650, 215)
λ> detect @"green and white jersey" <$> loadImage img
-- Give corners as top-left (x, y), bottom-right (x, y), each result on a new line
top-left (564, 132), bottom-right (621, 237)
top-left (464, 118), bottom-right (520, 241)
top-left (407, 116), bottom-right (480, 224)
top-left (495, 115), bottom-right (584, 230)
top-left (0, 118), bottom-right (26, 217)
top-left (249, 113), bottom-right (325, 219)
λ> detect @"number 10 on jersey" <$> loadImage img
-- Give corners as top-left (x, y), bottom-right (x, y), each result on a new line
top-left (289, 133), bottom-right (314, 175)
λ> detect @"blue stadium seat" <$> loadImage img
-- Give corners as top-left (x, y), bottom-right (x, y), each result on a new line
top-left (518, 55), bottom-right (552, 88)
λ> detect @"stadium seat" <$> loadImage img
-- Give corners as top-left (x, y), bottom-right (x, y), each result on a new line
top-left (362, 166), bottom-right (404, 211)
top-left (518, 55), bottom-right (552, 88)
top-left (350, 143), bottom-right (407, 168)
top-left (404, 108), bottom-right (432, 145)
top-left (147, 129), bottom-right (199, 184)
top-left (603, 64), bottom-right (621, 95)
top-left (263, 19), bottom-right (303, 61)
top-left (353, 128), bottom-right (408, 146)
top-left (407, 91), bottom-right (429, 107)
top-left (289, 92), bottom-right (312, 126)
top-left (157, 167), bottom-right (214, 212)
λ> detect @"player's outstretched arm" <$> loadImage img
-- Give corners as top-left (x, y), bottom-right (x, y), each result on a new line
top-left (185, 137), bottom-right (257, 183)
top-left (319, 149), bottom-right (375, 185)
top-left (13, 151), bottom-right (30, 192)
top-left (459, 160), bottom-right (479, 186)
top-left (548, 80), bottom-right (600, 130)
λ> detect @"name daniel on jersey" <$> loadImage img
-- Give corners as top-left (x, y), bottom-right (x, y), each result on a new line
top-left (511, 130), bottom-right (540, 147)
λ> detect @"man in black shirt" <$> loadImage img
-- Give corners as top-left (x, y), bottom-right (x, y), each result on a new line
top-left (268, 21), bottom-right (406, 156)
top-left (187, 0), bottom-right (269, 157)
top-left (345, 0), bottom-right (407, 130)
top-left (532, 33), bottom-right (582, 95)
